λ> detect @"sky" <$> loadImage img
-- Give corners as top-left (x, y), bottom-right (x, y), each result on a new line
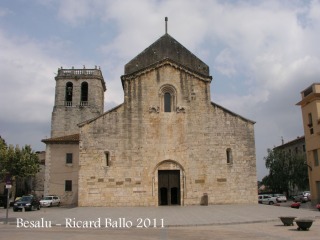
top-left (1, 0), bottom-right (320, 181)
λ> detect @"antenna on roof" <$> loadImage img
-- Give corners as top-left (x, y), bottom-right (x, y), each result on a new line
top-left (165, 17), bottom-right (168, 34)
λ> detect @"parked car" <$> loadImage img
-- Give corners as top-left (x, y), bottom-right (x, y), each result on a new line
top-left (40, 195), bottom-right (61, 207)
top-left (294, 191), bottom-right (310, 203)
top-left (316, 203), bottom-right (320, 211)
top-left (303, 191), bottom-right (311, 201)
top-left (261, 195), bottom-right (278, 205)
top-left (258, 195), bottom-right (265, 204)
top-left (13, 195), bottom-right (40, 212)
top-left (273, 194), bottom-right (287, 203)
top-left (258, 194), bottom-right (270, 204)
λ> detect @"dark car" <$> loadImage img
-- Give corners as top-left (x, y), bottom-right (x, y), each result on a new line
top-left (13, 195), bottom-right (40, 212)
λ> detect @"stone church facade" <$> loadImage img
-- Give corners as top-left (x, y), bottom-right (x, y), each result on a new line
top-left (43, 31), bottom-right (257, 206)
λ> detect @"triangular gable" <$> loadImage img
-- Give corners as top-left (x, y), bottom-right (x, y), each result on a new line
top-left (125, 34), bottom-right (209, 77)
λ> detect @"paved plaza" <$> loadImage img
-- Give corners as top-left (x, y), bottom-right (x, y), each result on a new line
top-left (1, 204), bottom-right (320, 239)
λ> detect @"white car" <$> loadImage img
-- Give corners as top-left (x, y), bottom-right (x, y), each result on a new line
top-left (273, 194), bottom-right (287, 202)
top-left (40, 195), bottom-right (61, 207)
top-left (261, 195), bottom-right (278, 205)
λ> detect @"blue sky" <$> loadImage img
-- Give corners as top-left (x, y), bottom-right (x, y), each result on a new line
top-left (1, 0), bottom-right (320, 180)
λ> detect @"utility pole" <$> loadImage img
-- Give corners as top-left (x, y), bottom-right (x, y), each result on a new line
top-left (5, 176), bottom-right (12, 224)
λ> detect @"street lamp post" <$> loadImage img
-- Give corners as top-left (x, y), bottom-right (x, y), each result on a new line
top-left (5, 175), bottom-right (12, 224)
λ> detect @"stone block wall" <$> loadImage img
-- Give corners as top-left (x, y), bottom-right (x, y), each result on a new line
top-left (78, 63), bottom-right (257, 206)
top-left (51, 72), bottom-right (105, 138)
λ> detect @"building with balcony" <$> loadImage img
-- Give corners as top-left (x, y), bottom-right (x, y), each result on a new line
top-left (297, 83), bottom-right (320, 203)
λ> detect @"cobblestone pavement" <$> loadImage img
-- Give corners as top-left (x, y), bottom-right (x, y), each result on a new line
top-left (1, 204), bottom-right (320, 239)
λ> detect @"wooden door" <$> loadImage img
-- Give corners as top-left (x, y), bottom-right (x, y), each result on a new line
top-left (158, 170), bottom-right (180, 205)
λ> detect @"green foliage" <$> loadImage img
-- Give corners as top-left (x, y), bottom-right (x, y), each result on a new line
top-left (262, 148), bottom-right (309, 194)
top-left (0, 136), bottom-right (40, 181)
top-left (0, 136), bottom-right (8, 178)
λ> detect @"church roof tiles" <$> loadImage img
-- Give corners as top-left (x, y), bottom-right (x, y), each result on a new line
top-left (42, 134), bottom-right (79, 143)
top-left (124, 34), bottom-right (209, 76)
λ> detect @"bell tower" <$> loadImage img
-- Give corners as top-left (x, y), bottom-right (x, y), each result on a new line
top-left (51, 66), bottom-right (106, 137)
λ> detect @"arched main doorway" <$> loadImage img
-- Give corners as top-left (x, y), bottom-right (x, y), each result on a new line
top-left (158, 170), bottom-right (180, 205)
top-left (153, 160), bottom-right (184, 206)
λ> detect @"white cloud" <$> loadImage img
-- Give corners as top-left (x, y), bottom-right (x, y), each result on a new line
top-left (214, 48), bottom-right (237, 77)
top-left (0, 31), bottom-right (60, 123)
top-left (309, 0), bottom-right (320, 22)
top-left (56, 0), bottom-right (105, 26)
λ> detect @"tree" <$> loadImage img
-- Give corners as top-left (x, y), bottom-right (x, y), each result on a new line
top-left (262, 148), bottom-right (309, 195)
top-left (0, 136), bottom-right (8, 178)
top-left (0, 136), bottom-right (40, 195)
top-left (263, 149), bottom-right (290, 194)
top-left (290, 154), bottom-right (309, 191)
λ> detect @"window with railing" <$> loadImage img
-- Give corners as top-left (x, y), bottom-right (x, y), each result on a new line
top-left (81, 82), bottom-right (88, 106)
top-left (80, 101), bottom-right (88, 106)
top-left (65, 82), bottom-right (73, 106)
top-left (65, 101), bottom-right (72, 107)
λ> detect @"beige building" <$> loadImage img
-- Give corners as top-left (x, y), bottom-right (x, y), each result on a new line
top-left (43, 29), bottom-right (257, 206)
top-left (297, 83), bottom-right (320, 203)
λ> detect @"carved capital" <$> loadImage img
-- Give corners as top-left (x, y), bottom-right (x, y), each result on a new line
top-left (176, 106), bottom-right (185, 113)
top-left (149, 106), bottom-right (160, 113)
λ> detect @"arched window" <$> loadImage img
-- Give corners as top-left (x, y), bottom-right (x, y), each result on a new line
top-left (65, 82), bottom-right (73, 106)
top-left (159, 84), bottom-right (176, 112)
top-left (81, 82), bottom-right (88, 106)
top-left (226, 148), bottom-right (233, 164)
top-left (164, 92), bottom-right (172, 112)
